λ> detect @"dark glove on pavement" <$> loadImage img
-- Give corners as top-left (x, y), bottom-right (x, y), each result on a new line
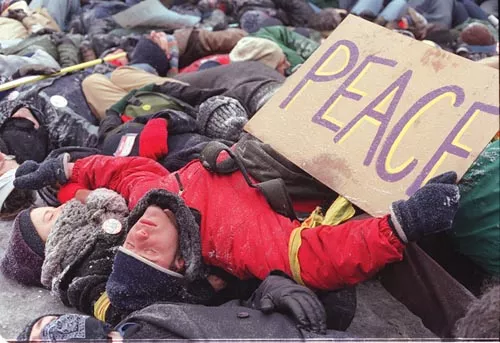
top-left (390, 171), bottom-right (460, 243)
top-left (248, 271), bottom-right (327, 334)
top-left (12, 64), bottom-right (60, 78)
top-left (14, 153), bottom-right (70, 190)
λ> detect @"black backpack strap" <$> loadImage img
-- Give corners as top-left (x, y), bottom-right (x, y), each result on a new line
top-left (255, 179), bottom-right (296, 220)
top-left (199, 141), bottom-right (238, 174)
top-left (200, 141), bottom-right (297, 220)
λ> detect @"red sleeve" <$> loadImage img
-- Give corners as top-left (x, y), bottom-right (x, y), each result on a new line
top-left (139, 118), bottom-right (168, 160)
top-left (57, 183), bottom-right (87, 203)
top-left (297, 215), bottom-right (405, 290)
top-left (70, 155), bottom-right (170, 208)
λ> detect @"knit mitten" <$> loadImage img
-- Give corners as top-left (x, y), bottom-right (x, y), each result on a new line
top-left (197, 96), bottom-right (248, 142)
top-left (14, 153), bottom-right (70, 190)
top-left (390, 171), bottom-right (460, 243)
top-left (57, 36), bottom-right (80, 68)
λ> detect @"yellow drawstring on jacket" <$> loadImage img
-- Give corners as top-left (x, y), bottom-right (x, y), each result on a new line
top-left (94, 292), bottom-right (111, 321)
top-left (288, 196), bottom-right (356, 285)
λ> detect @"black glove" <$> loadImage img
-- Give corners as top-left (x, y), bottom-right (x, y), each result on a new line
top-left (248, 271), bottom-right (327, 334)
top-left (390, 171), bottom-right (460, 243)
top-left (14, 153), bottom-right (70, 190)
top-left (12, 64), bottom-right (60, 79)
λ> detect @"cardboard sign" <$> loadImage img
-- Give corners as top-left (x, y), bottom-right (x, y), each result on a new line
top-left (245, 15), bottom-right (499, 216)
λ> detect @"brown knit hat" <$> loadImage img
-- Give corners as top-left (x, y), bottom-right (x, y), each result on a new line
top-left (229, 37), bottom-right (285, 69)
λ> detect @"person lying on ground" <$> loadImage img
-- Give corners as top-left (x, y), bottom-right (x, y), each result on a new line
top-left (419, 140), bottom-right (499, 293)
top-left (97, 96), bottom-right (246, 171)
top-left (0, 33), bottom-right (213, 166)
top-left (346, 0), bottom-right (409, 24)
top-left (83, 59), bottom-right (283, 120)
top-left (17, 273), bottom-right (354, 341)
top-left (121, 27), bottom-right (246, 78)
top-left (174, 61), bottom-right (285, 115)
top-left (2, 171), bottom-right (356, 330)
top-left (0, 89), bottom-right (248, 217)
top-left (12, 146), bottom-right (461, 322)
top-left (229, 36), bottom-right (292, 75)
top-left (245, 25), bottom-right (321, 73)
top-left (0, 46), bottom-right (165, 165)
top-left (0, 151), bottom-right (34, 218)
top-left (198, 0), bottom-right (341, 34)
top-left (0, 188), bottom-right (128, 324)
top-left (0, 73), bottom-right (100, 163)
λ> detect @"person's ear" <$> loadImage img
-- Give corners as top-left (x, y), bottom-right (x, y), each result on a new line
top-left (174, 256), bottom-right (185, 273)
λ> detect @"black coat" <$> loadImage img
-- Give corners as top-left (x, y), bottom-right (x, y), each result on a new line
top-left (174, 61), bottom-right (284, 115)
top-left (117, 301), bottom-right (353, 339)
top-left (0, 71), bottom-right (99, 156)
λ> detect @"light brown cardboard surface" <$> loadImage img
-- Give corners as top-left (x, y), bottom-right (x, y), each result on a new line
top-left (245, 15), bottom-right (499, 216)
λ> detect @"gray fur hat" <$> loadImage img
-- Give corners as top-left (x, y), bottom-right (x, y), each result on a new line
top-left (197, 96), bottom-right (248, 142)
top-left (41, 189), bottom-right (129, 296)
top-left (127, 189), bottom-right (206, 282)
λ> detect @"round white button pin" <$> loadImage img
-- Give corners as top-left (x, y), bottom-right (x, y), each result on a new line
top-left (50, 95), bottom-right (68, 108)
top-left (102, 218), bottom-right (122, 235)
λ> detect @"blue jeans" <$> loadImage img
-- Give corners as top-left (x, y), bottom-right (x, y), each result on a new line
top-left (29, 0), bottom-right (81, 31)
top-left (480, 0), bottom-right (498, 17)
top-left (351, 0), bottom-right (408, 20)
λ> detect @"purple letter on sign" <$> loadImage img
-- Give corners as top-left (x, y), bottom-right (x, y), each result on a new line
top-left (279, 40), bottom-right (359, 111)
top-left (311, 55), bottom-right (397, 133)
top-left (406, 101), bottom-right (499, 196)
top-left (376, 85), bottom-right (466, 182)
top-left (334, 70), bottom-right (413, 166)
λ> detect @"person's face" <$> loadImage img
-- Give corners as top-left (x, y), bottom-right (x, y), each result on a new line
top-left (276, 56), bottom-right (291, 75)
top-left (0, 153), bottom-right (17, 175)
top-left (30, 205), bottom-right (65, 242)
top-left (29, 315), bottom-right (58, 341)
top-left (124, 206), bottom-right (184, 272)
top-left (11, 107), bottom-right (39, 129)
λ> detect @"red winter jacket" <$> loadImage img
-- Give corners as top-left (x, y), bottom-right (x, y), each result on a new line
top-left (62, 155), bottom-right (404, 290)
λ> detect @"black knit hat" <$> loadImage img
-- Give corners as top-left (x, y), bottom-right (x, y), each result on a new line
top-left (130, 37), bottom-right (170, 77)
top-left (0, 116), bottom-right (50, 163)
top-left (0, 208), bottom-right (45, 286)
top-left (126, 189), bottom-right (206, 281)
